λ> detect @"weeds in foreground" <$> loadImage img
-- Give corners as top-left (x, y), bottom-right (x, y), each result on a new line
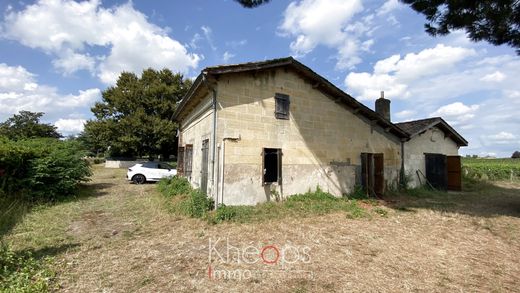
top-left (0, 243), bottom-right (55, 292)
top-left (157, 182), bottom-right (372, 224)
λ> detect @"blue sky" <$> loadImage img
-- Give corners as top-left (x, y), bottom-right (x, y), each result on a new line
top-left (0, 0), bottom-right (518, 157)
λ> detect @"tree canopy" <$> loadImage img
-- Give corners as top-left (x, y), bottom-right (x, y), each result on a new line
top-left (83, 68), bottom-right (192, 159)
top-left (512, 151), bottom-right (520, 159)
top-left (401, 0), bottom-right (520, 53)
top-left (234, 0), bottom-right (270, 8)
top-left (0, 111), bottom-right (61, 140)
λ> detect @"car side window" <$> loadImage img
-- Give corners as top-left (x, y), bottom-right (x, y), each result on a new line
top-left (159, 163), bottom-right (172, 169)
top-left (143, 162), bottom-right (157, 168)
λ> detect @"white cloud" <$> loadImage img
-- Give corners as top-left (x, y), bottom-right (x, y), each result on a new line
top-left (488, 132), bottom-right (516, 140)
top-left (480, 71), bottom-right (506, 82)
top-left (0, 63), bottom-right (100, 122)
top-left (201, 25), bottom-right (216, 51)
top-left (2, 0), bottom-right (200, 84)
top-left (395, 110), bottom-right (415, 119)
top-left (54, 118), bottom-right (86, 135)
top-left (52, 50), bottom-right (95, 75)
top-left (279, 0), bottom-right (369, 69)
top-left (430, 102), bottom-right (479, 125)
top-left (346, 44), bottom-right (476, 100)
top-left (377, 0), bottom-right (400, 16)
top-left (222, 51), bottom-right (235, 63)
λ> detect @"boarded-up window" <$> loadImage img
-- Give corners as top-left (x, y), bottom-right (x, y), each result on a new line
top-left (185, 144), bottom-right (193, 178)
top-left (275, 93), bottom-right (290, 120)
top-left (177, 146), bottom-right (185, 176)
top-left (263, 148), bottom-right (282, 184)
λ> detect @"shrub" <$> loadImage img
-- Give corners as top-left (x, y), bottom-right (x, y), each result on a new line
top-left (0, 138), bottom-right (91, 202)
top-left (213, 204), bottom-right (238, 223)
top-left (157, 177), bottom-right (214, 218)
top-left (189, 189), bottom-right (214, 218)
top-left (157, 176), bottom-right (192, 197)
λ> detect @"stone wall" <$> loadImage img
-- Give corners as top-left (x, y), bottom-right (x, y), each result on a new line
top-left (215, 68), bottom-right (402, 205)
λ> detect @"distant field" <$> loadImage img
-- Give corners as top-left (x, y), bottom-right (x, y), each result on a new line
top-left (462, 158), bottom-right (520, 181)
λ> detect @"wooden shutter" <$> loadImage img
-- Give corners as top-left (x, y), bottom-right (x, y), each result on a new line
top-left (177, 147), bottom-right (185, 176)
top-left (184, 144), bottom-right (193, 178)
top-left (447, 156), bottom-right (462, 191)
top-left (373, 153), bottom-right (384, 196)
top-left (275, 93), bottom-right (290, 119)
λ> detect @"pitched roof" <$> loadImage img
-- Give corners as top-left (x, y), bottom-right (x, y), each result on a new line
top-left (396, 117), bottom-right (468, 146)
top-left (173, 57), bottom-right (409, 139)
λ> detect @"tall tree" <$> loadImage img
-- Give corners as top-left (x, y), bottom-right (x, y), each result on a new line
top-left (401, 0), bottom-right (520, 53)
top-left (85, 68), bottom-right (192, 159)
top-left (0, 111), bottom-right (61, 140)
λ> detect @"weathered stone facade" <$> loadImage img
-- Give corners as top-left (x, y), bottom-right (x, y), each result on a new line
top-left (215, 69), bottom-right (401, 205)
top-left (403, 127), bottom-right (459, 188)
top-left (175, 57), bottom-right (466, 205)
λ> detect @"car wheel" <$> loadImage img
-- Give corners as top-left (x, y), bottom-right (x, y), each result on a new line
top-left (132, 174), bottom-right (146, 184)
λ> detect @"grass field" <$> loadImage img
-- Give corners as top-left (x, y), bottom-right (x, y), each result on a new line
top-left (1, 165), bottom-right (520, 292)
top-left (463, 157), bottom-right (520, 181)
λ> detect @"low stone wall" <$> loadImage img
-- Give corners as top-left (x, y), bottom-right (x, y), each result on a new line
top-left (105, 160), bottom-right (147, 169)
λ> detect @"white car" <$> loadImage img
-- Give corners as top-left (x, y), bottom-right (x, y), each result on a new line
top-left (127, 162), bottom-right (177, 184)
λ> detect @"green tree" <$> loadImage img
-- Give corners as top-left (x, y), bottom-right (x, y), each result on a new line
top-left (234, 0), bottom-right (270, 8)
top-left (512, 151), bottom-right (520, 159)
top-left (85, 68), bottom-right (192, 159)
top-left (0, 111), bottom-right (61, 140)
top-left (401, 0), bottom-right (520, 53)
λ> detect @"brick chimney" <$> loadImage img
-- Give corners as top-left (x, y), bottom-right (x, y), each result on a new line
top-left (375, 91), bottom-right (391, 121)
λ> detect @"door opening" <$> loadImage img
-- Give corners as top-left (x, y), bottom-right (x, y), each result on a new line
top-left (361, 153), bottom-right (384, 196)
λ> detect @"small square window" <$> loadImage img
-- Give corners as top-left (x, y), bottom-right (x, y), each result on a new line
top-left (275, 93), bottom-right (290, 120)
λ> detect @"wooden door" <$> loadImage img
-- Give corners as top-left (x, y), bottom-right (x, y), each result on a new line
top-left (447, 156), bottom-right (462, 191)
top-left (373, 153), bottom-right (384, 196)
top-left (425, 153), bottom-right (447, 190)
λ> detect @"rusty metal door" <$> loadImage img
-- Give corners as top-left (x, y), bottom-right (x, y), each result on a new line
top-left (373, 153), bottom-right (384, 196)
top-left (200, 139), bottom-right (209, 195)
top-left (447, 156), bottom-right (462, 191)
top-left (425, 153), bottom-right (447, 190)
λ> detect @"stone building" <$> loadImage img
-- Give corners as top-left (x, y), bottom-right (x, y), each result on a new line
top-left (172, 57), bottom-right (466, 205)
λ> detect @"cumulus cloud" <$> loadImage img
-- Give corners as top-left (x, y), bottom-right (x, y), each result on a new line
top-left (54, 118), bottom-right (86, 135)
top-left (346, 44), bottom-right (477, 101)
top-left (430, 102), bottom-right (479, 125)
top-left (0, 63), bottom-right (100, 124)
top-left (480, 71), bottom-right (506, 82)
top-left (2, 0), bottom-right (200, 84)
top-left (279, 0), bottom-right (371, 69)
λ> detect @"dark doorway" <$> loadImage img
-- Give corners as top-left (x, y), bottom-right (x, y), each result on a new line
top-left (447, 156), bottom-right (462, 191)
top-left (425, 153), bottom-right (448, 190)
top-left (263, 148), bottom-right (281, 184)
top-left (200, 139), bottom-right (209, 194)
top-left (361, 153), bottom-right (384, 196)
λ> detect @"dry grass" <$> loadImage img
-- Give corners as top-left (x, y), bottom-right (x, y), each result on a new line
top-left (3, 166), bottom-right (520, 292)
